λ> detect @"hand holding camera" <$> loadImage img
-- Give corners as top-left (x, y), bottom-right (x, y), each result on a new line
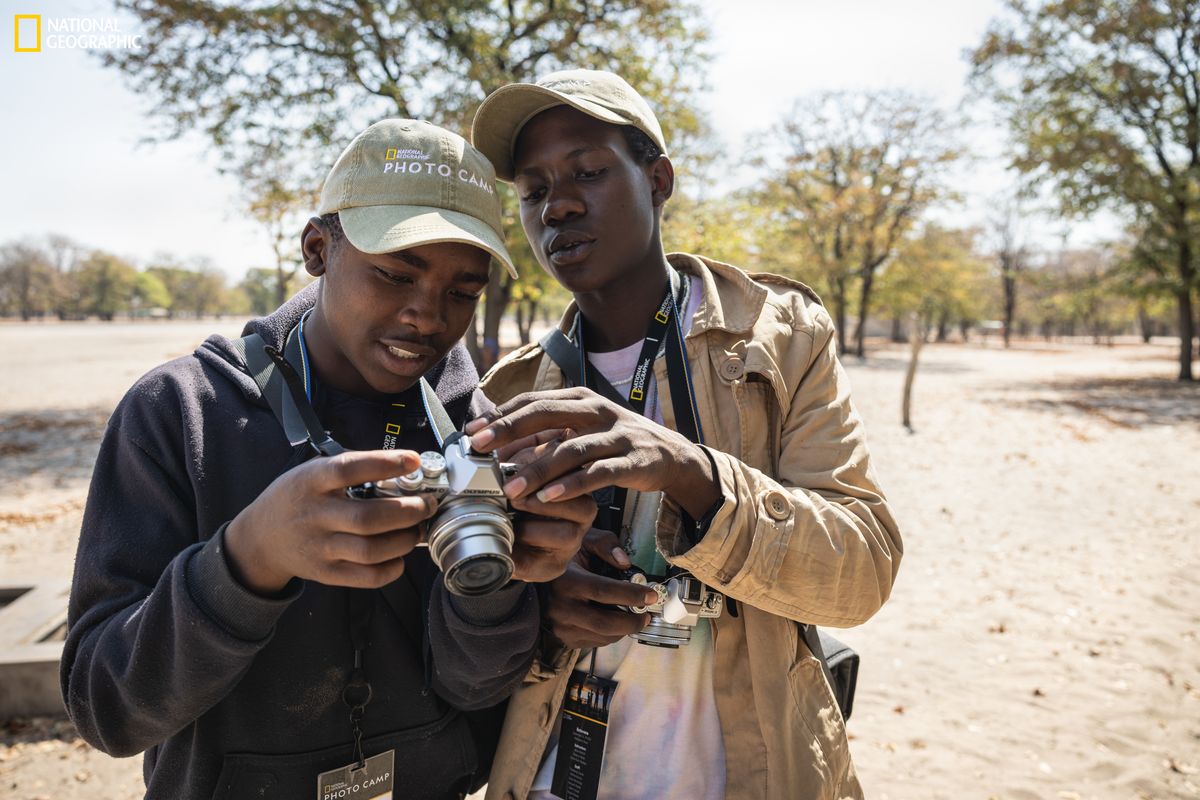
top-left (351, 433), bottom-right (597, 594)
top-left (224, 449), bottom-right (438, 595)
top-left (540, 528), bottom-right (723, 650)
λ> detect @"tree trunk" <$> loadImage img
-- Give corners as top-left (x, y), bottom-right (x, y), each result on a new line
top-left (935, 311), bottom-right (949, 343)
top-left (1176, 239), bottom-right (1195, 381)
top-left (890, 316), bottom-right (903, 343)
top-left (1137, 304), bottom-right (1153, 343)
top-left (902, 311), bottom-right (924, 432)
top-left (1176, 285), bottom-right (1195, 381)
top-left (832, 277), bottom-right (847, 355)
top-left (480, 272), bottom-right (511, 373)
top-left (1002, 272), bottom-right (1016, 349)
top-left (853, 268), bottom-right (876, 358)
top-left (516, 298), bottom-right (538, 345)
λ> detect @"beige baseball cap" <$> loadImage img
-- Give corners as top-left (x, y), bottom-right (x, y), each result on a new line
top-left (318, 118), bottom-right (517, 278)
top-left (471, 69), bottom-right (668, 182)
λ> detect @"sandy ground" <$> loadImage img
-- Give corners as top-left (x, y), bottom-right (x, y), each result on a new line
top-left (1, 320), bottom-right (1198, 799)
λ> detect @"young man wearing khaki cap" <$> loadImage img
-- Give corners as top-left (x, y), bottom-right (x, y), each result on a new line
top-left (467, 70), bottom-right (903, 799)
top-left (62, 119), bottom-right (596, 799)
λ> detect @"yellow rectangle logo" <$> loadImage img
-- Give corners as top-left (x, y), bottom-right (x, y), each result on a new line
top-left (654, 310), bottom-right (669, 323)
top-left (385, 423), bottom-right (402, 435)
top-left (14, 14), bottom-right (41, 52)
top-left (629, 388), bottom-right (644, 401)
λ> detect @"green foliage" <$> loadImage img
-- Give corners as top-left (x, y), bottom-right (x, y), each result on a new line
top-left (100, 1), bottom-right (713, 365)
top-left (106, 0), bottom-right (709, 152)
top-left (751, 91), bottom-right (961, 354)
top-left (662, 192), bottom-right (756, 267)
top-left (133, 270), bottom-right (172, 310)
top-left (238, 267), bottom-right (282, 316)
top-left (1022, 248), bottom-right (1139, 340)
top-left (145, 261), bottom-right (229, 317)
top-left (73, 252), bottom-right (139, 321)
top-left (970, 0), bottom-right (1200, 375)
top-left (878, 225), bottom-right (991, 331)
top-left (0, 242), bottom-right (59, 320)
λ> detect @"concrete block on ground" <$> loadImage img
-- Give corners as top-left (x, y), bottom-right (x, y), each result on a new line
top-left (0, 581), bottom-right (70, 717)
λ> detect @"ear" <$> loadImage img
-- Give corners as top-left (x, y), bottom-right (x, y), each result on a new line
top-left (301, 217), bottom-right (331, 277)
top-left (647, 155), bottom-right (675, 209)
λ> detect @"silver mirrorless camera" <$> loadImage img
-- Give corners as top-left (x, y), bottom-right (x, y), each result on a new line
top-left (616, 568), bottom-right (724, 648)
top-left (349, 435), bottom-right (518, 597)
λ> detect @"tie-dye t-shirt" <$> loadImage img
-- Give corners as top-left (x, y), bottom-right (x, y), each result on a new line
top-left (530, 275), bottom-right (725, 800)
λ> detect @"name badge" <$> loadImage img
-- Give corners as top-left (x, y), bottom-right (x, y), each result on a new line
top-left (550, 669), bottom-right (618, 800)
top-left (317, 749), bottom-right (395, 800)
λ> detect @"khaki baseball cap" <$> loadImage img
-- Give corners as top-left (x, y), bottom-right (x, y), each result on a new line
top-left (318, 118), bottom-right (517, 278)
top-left (471, 69), bottom-right (668, 182)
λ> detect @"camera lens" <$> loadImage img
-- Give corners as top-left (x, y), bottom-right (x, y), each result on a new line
top-left (426, 496), bottom-right (515, 596)
top-left (446, 555), bottom-right (511, 596)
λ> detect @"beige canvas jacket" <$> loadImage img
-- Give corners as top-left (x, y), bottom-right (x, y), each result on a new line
top-left (479, 253), bottom-right (903, 800)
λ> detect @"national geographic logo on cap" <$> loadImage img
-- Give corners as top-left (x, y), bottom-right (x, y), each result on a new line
top-left (13, 14), bottom-right (143, 51)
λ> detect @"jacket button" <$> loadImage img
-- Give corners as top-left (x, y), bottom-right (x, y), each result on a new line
top-left (720, 357), bottom-right (745, 381)
top-left (764, 490), bottom-right (792, 520)
top-left (539, 702), bottom-right (553, 728)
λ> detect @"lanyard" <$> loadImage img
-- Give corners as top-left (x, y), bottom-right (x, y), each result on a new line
top-left (268, 310), bottom-right (463, 766)
top-left (571, 269), bottom-right (705, 535)
top-left (294, 309), bottom-right (446, 451)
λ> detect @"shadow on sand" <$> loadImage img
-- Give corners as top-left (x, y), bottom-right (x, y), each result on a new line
top-left (0, 408), bottom-right (111, 497)
top-left (994, 376), bottom-right (1200, 429)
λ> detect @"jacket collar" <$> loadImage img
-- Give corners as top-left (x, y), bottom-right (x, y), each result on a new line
top-left (552, 252), bottom-right (769, 338)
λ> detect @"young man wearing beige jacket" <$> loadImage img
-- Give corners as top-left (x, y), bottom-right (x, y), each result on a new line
top-left (466, 70), bottom-right (903, 800)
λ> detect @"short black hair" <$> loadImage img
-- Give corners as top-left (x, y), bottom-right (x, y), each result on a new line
top-left (320, 212), bottom-right (344, 246)
top-left (621, 126), bottom-right (662, 166)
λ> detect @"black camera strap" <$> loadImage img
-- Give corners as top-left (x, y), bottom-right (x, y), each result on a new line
top-left (539, 268), bottom-right (704, 536)
top-left (233, 312), bottom-right (465, 765)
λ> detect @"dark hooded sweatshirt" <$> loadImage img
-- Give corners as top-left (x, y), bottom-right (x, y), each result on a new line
top-left (61, 284), bottom-right (538, 799)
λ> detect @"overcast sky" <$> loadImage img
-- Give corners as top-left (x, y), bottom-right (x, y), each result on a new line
top-left (0, 0), bottom-right (1111, 280)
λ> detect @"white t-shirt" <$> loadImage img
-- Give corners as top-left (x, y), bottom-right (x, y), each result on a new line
top-left (530, 274), bottom-right (725, 800)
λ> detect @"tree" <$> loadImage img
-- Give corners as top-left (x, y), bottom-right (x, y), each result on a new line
top-left (0, 242), bottom-right (57, 320)
top-left (73, 252), bottom-right (139, 320)
top-left (662, 192), bottom-right (757, 268)
top-left (755, 92), bottom-right (960, 356)
top-left (876, 225), bottom-right (990, 430)
top-left (877, 225), bottom-right (991, 343)
top-left (988, 194), bottom-right (1032, 347)
top-left (239, 267), bottom-right (283, 316)
top-left (147, 261), bottom-right (229, 317)
top-left (133, 270), bottom-right (172, 314)
top-left (242, 160), bottom-right (320, 308)
top-left (971, 0), bottom-right (1200, 379)
top-left (102, 0), bottom-right (711, 368)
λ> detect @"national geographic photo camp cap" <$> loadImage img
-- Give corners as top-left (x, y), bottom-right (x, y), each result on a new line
top-left (318, 119), bottom-right (517, 278)
top-left (471, 69), bottom-right (668, 182)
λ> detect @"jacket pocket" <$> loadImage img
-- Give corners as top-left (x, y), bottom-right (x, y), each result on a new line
top-left (786, 636), bottom-right (853, 791)
top-left (210, 707), bottom-right (474, 800)
top-left (734, 377), bottom-right (775, 471)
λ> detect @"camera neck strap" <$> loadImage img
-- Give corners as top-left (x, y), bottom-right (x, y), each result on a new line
top-left (235, 309), bottom-right (457, 456)
top-left (540, 268), bottom-right (705, 535)
top-left (235, 311), bottom-right (464, 767)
